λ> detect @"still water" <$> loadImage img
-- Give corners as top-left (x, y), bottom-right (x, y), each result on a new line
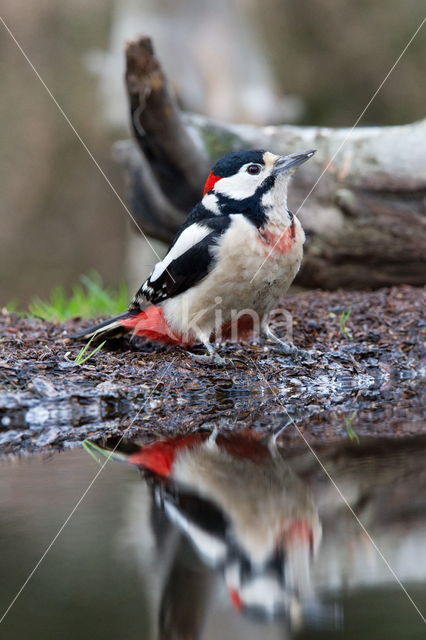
top-left (1, 431), bottom-right (426, 639)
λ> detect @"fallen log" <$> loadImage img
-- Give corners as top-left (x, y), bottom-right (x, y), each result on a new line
top-left (118, 36), bottom-right (426, 290)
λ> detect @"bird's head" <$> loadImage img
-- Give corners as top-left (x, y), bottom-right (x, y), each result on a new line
top-left (202, 148), bottom-right (316, 224)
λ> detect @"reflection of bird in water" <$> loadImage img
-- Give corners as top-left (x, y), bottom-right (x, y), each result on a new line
top-left (92, 430), bottom-right (329, 631)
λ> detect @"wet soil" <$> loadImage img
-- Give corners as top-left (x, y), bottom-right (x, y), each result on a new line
top-left (0, 286), bottom-right (424, 455)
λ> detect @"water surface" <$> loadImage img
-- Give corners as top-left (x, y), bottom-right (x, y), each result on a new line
top-left (1, 431), bottom-right (425, 639)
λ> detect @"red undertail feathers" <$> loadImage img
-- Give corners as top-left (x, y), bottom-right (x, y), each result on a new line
top-left (120, 306), bottom-right (184, 344)
top-left (74, 306), bottom-right (184, 345)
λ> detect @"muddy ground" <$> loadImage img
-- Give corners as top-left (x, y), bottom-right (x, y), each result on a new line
top-left (0, 286), bottom-right (424, 455)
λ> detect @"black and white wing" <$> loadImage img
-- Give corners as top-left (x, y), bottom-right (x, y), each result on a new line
top-left (131, 216), bottom-right (231, 307)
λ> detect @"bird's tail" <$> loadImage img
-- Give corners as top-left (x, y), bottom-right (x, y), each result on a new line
top-left (72, 310), bottom-right (134, 341)
top-left (82, 433), bottom-right (208, 476)
top-left (72, 305), bottom-right (183, 344)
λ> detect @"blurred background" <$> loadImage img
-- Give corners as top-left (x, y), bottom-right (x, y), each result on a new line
top-left (1, 0), bottom-right (425, 306)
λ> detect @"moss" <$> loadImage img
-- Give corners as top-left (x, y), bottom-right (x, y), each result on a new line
top-left (200, 124), bottom-right (247, 161)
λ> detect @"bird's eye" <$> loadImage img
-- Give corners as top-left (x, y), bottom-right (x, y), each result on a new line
top-left (246, 164), bottom-right (261, 175)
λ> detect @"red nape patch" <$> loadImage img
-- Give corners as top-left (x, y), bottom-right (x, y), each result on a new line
top-left (259, 225), bottom-right (296, 254)
top-left (127, 433), bottom-right (208, 477)
top-left (229, 589), bottom-right (243, 611)
top-left (203, 171), bottom-right (221, 195)
top-left (121, 306), bottom-right (188, 345)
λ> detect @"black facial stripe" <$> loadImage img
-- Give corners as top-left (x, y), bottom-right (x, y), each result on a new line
top-left (215, 174), bottom-right (276, 228)
top-left (212, 149), bottom-right (266, 178)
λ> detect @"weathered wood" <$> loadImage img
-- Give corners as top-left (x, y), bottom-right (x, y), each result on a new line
top-left (125, 37), bottom-right (209, 211)
top-left (120, 36), bottom-right (426, 289)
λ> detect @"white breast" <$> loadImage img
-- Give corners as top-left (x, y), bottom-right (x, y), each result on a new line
top-left (163, 214), bottom-right (304, 340)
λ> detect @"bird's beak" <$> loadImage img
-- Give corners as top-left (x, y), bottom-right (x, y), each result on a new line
top-left (272, 149), bottom-right (316, 175)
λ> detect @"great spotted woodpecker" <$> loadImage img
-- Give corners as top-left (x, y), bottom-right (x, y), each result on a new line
top-left (89, 430), bottom-right (322, 623)
top-left (75, 148), bottom-right (315, 363)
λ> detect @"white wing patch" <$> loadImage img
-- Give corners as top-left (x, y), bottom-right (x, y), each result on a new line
top-left (141, 282), bottom-right (154, 295)
top-left (148, 223), bottom-right (211, 283)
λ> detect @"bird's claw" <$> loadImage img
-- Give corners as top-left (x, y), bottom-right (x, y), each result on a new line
top-left (187, 352), bottom-right (232, 367)
top-left (270, 342), bottom-right (310, 361)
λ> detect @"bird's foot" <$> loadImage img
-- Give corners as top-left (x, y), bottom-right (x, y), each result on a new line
top-left (270, 340), bottom-right (310, 361)
top-left (187, 351), bottom-right (232, 367)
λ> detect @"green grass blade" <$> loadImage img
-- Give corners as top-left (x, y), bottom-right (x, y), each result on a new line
top-left (74, 336), bottom-right (106, 365)
top-left (344, 411), bottom-right (359, 443)
top-left (82, 439), bottom-right (128, 464)
top-left (82, 440), bottom-right (105, 466)
top-left (22, 272), bottom-right (129, 321)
